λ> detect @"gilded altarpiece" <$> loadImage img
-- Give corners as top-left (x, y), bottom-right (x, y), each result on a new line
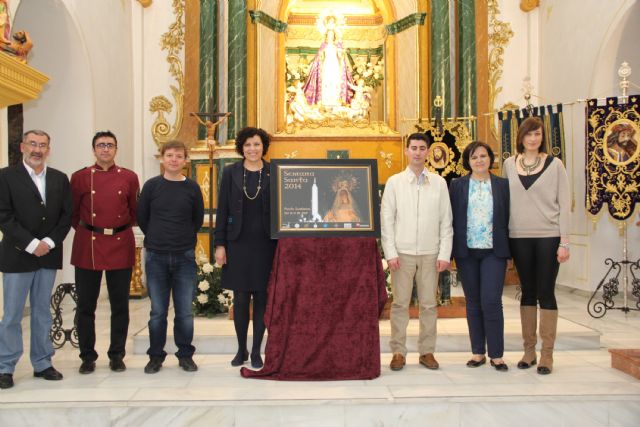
top-left (171, 0), bottom-right (496, 260)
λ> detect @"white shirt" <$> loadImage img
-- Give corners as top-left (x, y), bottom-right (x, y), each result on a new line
top-left (23, 161), bottom-right (56, 254)
top-left (381, 167), bottom-right (453, 261)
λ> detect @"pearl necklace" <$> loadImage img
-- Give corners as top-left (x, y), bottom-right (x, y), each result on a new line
top-left (519, 155), bottom-right (541, 175)
top-left (243, 166), bottom-right (262, 200)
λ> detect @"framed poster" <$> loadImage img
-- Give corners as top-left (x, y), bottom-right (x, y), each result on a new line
top-left (270, 159), bottom-right (380, 238)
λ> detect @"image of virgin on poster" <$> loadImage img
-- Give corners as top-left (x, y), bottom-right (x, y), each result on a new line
top-left (270, 159), bottom-right (380, 238)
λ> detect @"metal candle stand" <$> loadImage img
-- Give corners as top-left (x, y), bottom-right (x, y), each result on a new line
top-left (49, 282), bottom-right (79, 349)
top-left (588, 221), bottom-right (640, 318)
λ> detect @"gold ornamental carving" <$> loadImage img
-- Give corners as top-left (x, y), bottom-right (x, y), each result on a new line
top-left (136, 0), bottom-right (153, 7)
top-left (0, 51), bottom-right (49, 108)
top-left (129, 246), bottom-right (148, 298)
top-left (520, 0), bottom-right (540, 12)
top-left (488, 0), bottom-right (514, 142)
top-left (379, 151), bottom-right (393, 169)
top-left (149, 0), bottom-right (185, 149)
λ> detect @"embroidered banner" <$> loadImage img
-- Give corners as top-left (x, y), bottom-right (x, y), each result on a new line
top-left (249, 10), bottom-right (288, 33)
top-left (414, 121), bottom-right (472, 184)
top-left (498, 104), bottom-right (566, 162)
top-left (586, 96), bottom-right (640, 221)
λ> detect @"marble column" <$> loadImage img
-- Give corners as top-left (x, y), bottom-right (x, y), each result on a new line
top-left (457, 0), bottom-right (477, 119)
top-left (199, 0), bottom-right (218, 140)
top-left (227, 0), bottom-right (247, 139)
top-left (430, 0), bottom-right (452, 117)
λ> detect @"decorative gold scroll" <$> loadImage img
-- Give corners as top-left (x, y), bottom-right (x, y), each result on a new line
top-left (149, 0), bottom-right (185, 149)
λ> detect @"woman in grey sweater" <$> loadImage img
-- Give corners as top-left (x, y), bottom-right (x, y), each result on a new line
top-left (502, 117), bottom-right (570, 375)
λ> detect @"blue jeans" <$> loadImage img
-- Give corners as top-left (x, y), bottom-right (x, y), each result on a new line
top-left (145, 249), bottom-right (197, 360)
top-left (456, 249), bottom-right (506, 359)
top-left (0, 269), bottom-right (57, 373)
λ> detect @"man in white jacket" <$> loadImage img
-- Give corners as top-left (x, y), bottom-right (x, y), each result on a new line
top-left (381, 133), bottom-right (453, 371)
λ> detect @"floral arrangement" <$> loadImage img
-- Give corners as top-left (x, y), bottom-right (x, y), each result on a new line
top-left (352, 56), bottom-right (384, 90)
top-left (193, 259), bottom-right (232, 318)
top-left (381, 257), bottom-right (392, 299)
top-left (285, 56), bottom-right (311, 91)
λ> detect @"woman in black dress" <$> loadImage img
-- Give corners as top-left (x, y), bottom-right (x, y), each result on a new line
top-left (214, 127), bottom-right (276, 368)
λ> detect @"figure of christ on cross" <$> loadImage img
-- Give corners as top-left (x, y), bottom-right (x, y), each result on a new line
top-left (190, 99), bottom-right (233, 259)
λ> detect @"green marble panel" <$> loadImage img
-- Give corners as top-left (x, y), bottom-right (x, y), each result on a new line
top-left (457, 0), bottom-right (477, 119)
top-left (199, 0), bottom-right (218, 140)
top-left (327, 150), bottom-right (349, 160)
top-left (430, 0), bottom-right (451, 117)
top-left (227, 0), bottom-right (248, 139)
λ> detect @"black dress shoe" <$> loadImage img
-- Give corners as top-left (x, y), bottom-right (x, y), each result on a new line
top-left (466, 357), bottom-right (486, 368)
top-left (34, 366), bottom-right (63, 381)
top-left (517, 359), bottom-right (537, 369)
top-left (79, 361), bottom-right (96, 374)
top-left (537, 366), bottom-right (551, 375)
top-left (231, 349), bottom-right (249, 367)
top-left (109, 358), bottom-right (126, 372)
top-left (0, 373), bottom-right (14, 389)
top-left (144, 358), bottom-right (163, 374)
top-left (250, 353), bottom-right (263, 369)
top-left (178, 357), bottom-right (198, 372)
top-left (490, 360), bottom-right (509, 372)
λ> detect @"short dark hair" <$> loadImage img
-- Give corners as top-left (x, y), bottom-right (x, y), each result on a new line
top-left (161, 140), bottom-right (188, 157)
top-left (406, 132), bottom-right (431, 148)
top-left (92, 130), bottom-right (118, 149)
top-left (234, 127), bottom-right (270, 157)
top-left (23, 129), bottom-right (51, 144)
top-left (516, 117), bottom-right (546, 154)
top-left (462, 141), bottom-right (495, 171)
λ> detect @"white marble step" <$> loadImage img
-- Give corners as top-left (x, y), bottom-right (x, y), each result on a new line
top-left (132, 316), bottom-right (601, 354)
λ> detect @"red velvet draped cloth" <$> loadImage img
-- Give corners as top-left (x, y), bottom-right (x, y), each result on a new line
top-left (241, 237), bottom-right (387, 380)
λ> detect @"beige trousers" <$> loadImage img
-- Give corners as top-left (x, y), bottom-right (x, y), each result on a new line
top-left (389, 253), bottom-right (438, 355)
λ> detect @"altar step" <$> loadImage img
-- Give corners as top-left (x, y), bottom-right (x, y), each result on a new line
top-left (2, 351), bottom-right (638, 427)
top-left (131, 316), bottom-right (601, 355)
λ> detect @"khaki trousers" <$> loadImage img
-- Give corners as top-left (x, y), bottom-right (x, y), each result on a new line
top-left (389, 253), bottom-right (438, 355)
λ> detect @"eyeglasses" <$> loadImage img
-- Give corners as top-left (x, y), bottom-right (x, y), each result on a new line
top-left (96, 143), bottom-right (117, 150)
top-left (23, 141), bottom-right (49, 149)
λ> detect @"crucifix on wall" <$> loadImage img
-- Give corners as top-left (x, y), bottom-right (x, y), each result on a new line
top-left (190, 97), bottom-right (232, 259)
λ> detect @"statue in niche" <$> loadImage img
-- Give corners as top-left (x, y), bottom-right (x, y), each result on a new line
top-left (287, 81), bottom-right (324, 124)
top-left (0, 1), bottom-right (33, 63)
top-left (347, 79), bottom-right (371, 120)
top-left (302, 13), bottom-right (354, 111)
top-left (0, 0), bottom-right (11, 45)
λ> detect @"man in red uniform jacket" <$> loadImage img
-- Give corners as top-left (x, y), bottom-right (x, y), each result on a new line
top-left (70, 131), bottom-right (139, 374)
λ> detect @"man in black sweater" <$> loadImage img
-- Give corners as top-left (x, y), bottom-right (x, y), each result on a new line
top-left (137, 140), bottom-right (204, 374)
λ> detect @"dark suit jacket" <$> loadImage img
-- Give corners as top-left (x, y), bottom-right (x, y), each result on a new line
top-left (214, 160), bottom-right (271, 246)
top-left (0, 163), bottom-right (72, 272)
top-left (449, 173), bottom-right (510, 259)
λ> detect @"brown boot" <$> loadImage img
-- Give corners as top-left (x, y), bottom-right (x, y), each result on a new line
top-left (537, 309), bottom-right (558, 375)
top-left (390, 353), bottom-right (406, 371)
top-left (517, 306), bottom-right (538, 369)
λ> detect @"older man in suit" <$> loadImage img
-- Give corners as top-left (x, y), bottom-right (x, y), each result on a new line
top-left (0, 130), bottom-right (72, 389)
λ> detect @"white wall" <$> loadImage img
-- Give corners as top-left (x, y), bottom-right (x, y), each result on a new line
top-left (499, 0), bottom-right (640, 292)
top-left (11, 0), bottom-right (136, 283)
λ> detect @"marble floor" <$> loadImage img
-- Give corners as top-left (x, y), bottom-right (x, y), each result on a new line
top-left (0, 286), bottom-right (639, 426)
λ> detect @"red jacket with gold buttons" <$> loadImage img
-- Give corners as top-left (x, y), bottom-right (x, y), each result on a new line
top-left (70, 163), bottom-right (139, 270)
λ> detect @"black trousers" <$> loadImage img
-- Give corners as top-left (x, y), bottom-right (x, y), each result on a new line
top-left (509, 237), bottom-right (560, 310)
top-left (75, 267), bottom-right (132, 362)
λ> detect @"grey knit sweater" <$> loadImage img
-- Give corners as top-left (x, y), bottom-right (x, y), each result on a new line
top-left (502, 156), bottom-right (570, 238)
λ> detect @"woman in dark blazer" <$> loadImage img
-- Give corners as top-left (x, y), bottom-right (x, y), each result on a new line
top-left (214, 127), bottom-right (276, 369)
top-left (449, 141), bottom-right (510, 371)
